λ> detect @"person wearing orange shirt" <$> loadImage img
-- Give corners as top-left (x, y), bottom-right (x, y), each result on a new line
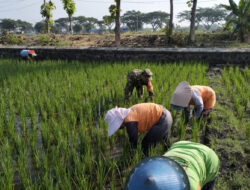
top-left (170, 81), bottom-right (216, 122)
top-left (104, 103), bottom-right (172, 155)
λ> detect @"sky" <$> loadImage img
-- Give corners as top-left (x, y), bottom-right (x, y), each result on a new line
top-left (0, 0), bottom-right (239, 26)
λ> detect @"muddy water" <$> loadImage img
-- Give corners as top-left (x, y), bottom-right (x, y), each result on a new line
top-left (11, 113), bottom-right (42, 187)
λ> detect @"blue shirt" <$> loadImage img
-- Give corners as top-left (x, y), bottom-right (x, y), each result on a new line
top-left (191, 90), bottom-right (204, 119)
top-left (20, 50), bottom-right (29, 57)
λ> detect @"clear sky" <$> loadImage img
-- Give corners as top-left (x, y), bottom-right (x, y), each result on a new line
top-left (0, 0), bottom-right (238, 25)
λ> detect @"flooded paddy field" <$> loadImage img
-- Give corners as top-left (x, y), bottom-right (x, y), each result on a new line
top-left (0, 59), bottom-right (249, 189)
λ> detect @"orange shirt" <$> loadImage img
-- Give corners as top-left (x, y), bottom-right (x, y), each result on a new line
top-left (147, 80), bottom-right (153, 92)
top-left (189, 86), bottom-right (216, 109)
top-left (124, 103), bottom-right (163, 132)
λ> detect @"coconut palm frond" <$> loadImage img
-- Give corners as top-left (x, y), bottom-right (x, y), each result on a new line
top-left (239, 0), bottom-right (250, 15)
top-left (229, 0), bottom-right (239, 15)
top-left (220, 4), bottom-right (232, 11)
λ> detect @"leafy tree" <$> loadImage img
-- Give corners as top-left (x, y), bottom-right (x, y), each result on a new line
top-left (177, 10), bottom-right (202, 28)
top-left (74, 16), bottom-right (99, 33)
top-left (178, 6), bottom-right (228, 30)
top-left (74, 16), bottom-right (87, 26)
top-left (143, 11), bottom-right (169, 32)
top-left (177, 10), bottom-right (192, 22)
top-left (96, 20), bottom-right (106, 31)
top-left (103, 15), bottom-right (115, 32)
top-left (34, 21), bottom-right (46, 33)
top-left (121, 10), bottom-right (143, 31)
top-left (221, 0), bottom-right (250, 42)
top-left (41, 0), bottom-right (56, 33)
top-left (16, 20), bottom-right (33, 32)
top-left (73, 23), bottom-right (82, 34)
top-left (61, 0), bottom-right (76, 34)
top-left (197, 6), bottom-right (228, 30)
top-left (84, 17), bottom-right (99, 32)
top-left (0, 19), bottom-right (17, 31)
top-left (54, 18), bottom-right (68, 33)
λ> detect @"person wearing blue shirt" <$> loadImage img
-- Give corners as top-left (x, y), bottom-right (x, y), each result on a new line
top-left (20, 49), bottom-right (37, 60)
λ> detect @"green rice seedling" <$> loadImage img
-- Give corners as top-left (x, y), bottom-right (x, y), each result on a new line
top-left (39, 152), bottom-right (54, 190)
top-left (246, 122), bottom-right (250, 143)
top-left (82, 147), bottom-right (94, 177)
top-left (0, 58), bottom-right (236, 188)
top-left (192, 120), bottom-right (201, 142)
top-left (17, 144), bottom-right (32, 189)
top-left (40, 122), bottom-right (51, 150)
top-left (76, 175), bottom-right (94, 190)
top-left (95, 156), bottom-right (110, 190)
top-left (30, 128), bottom-right (38, 155)
top-left (177, 118), bottom-right (186, 141)
top-left (6, 112), bottom-right (15, 141)
top-left (0, 139), bottom-right (14, 190)
top-left (106, 159), bottom-right (118, 190)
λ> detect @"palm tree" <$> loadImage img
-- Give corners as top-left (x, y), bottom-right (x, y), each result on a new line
top-left (168, 0), bottom-right (174, 43)
top-left (221, 0), bottom-right (250, 42)
top-left (107, 0), bottom-right (121, 47)
top-left (115, 0), bottom-right (121, 47)
top-left (189, 0), bottom-right (198, 44)
top-left (62, 0), bottom-right (76, 34)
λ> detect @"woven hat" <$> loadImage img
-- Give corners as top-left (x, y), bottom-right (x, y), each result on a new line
top-left (170, 81), bottom-right (192, 107)
top-left (104, 107), bottom-right (131, 137)
top-left (125, 156), bottom-right (190, 190)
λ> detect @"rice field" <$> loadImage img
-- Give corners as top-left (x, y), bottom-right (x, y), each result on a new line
top-left (0, 59), bottom-right (249, 189)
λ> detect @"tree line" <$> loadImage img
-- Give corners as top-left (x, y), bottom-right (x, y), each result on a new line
top-left (0, 0), bottom-right (249, 44)
top-left (108, 0), bottom-right (249, 45)
top-left (0, 7), bottom-right (229, 34)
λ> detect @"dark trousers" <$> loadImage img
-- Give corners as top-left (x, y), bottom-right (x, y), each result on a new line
top-left (184, 108), bottom-right (213, 122)
top-left (202, 178), bottom-right (217, 190)
top-left (142, 108), bottom-right (172, 155)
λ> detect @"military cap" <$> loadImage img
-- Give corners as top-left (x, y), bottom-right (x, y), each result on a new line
top-left (142, 69), bottom-right (153, 80)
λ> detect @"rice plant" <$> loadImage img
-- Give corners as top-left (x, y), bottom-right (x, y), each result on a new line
top-left (1, 58), bottom-right (247, 189)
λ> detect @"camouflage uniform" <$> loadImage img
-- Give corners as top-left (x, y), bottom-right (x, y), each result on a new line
top-left (124, 69), bottom-right (154, 101)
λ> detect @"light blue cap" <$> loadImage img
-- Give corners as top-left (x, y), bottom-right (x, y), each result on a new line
top-left (125, 156), bottom-right (190, 190)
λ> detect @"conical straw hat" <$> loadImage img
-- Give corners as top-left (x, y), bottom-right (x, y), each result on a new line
top-left (171, 81), bottom-right (192, 107)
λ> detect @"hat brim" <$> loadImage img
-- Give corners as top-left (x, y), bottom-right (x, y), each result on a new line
top-left (171, 81), bottom-right (192, 107)
top-left (125, 156), bottom-right (190, 190)
top-left (107, 117), bottom-right (123, 137)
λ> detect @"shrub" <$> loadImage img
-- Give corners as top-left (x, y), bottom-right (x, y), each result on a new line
top-left (3, 34), bottom-right (24, 45)
top-left (170, 31), bottom-right (188, 46)
top-left (37, 35), bottom-right (51, 45)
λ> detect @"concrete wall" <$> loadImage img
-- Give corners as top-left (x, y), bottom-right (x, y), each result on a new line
top-left (0, 47), bottom-right (249, 65)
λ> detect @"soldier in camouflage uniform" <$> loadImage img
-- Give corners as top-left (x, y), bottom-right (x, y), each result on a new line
top-left (124, 69), bottom-right (154, 102)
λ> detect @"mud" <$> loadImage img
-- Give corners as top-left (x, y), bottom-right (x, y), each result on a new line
top-left (204, 66), bottom-right (250, 189)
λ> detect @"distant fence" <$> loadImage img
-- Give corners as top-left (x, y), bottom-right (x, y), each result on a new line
top-left (0, 47), bottom-right (249, 65)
